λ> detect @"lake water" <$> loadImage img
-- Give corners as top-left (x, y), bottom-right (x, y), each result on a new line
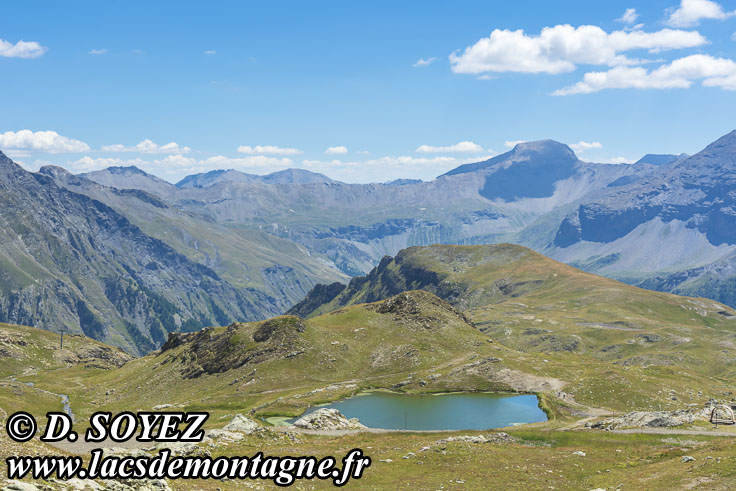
top-left (294, 392), bottom-right (547, 430)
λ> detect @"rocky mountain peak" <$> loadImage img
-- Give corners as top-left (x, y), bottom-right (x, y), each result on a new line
top-left (633, 154), bottom-right (684, 166)
top-left (508, 140), bottom-right (577, 164)
top-left (696, 130), bottom-right (736, 160)
top-left (441, 139), bottom-right (578, 179)
top-left (670, 130), bottom-right (736, 174)
top-left (104, 165), bottom-right (152, 176)
top-left (0, 151), bottom-right (30, 183)
top-left (38, 165), bottom-right (74, 179)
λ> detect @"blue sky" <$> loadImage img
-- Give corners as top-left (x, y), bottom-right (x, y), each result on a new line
top-left (2, 0), bottom-right (736, 183)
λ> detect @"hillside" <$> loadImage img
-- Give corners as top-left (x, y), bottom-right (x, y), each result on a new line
top-left (69, 140), bottom-right (640, 278)
top-left (290, 243), bottom-right (736, 410)
top-left (59, 131), bottom-right (736, 315)
top-left (547, 130), bottom-right (736, 307)
top-left (0, 152), bottom-right (286, 355)
top-left (3, 249), bottom-right (736, 486)
top-left (7, 243), bottom-right (730, 422)
top-left (45, 165), bottom-right (347, 313)
top-left (5, 315), bottom-right (736, 489)
top-left (4, 291), bottom-right (539, 426)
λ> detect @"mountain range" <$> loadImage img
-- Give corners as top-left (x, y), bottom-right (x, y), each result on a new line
top-left (4, 130), bottom-right (736, 353)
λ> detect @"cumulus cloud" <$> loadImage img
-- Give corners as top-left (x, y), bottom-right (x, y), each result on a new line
top-left (665, 0), bottom-right (735, 27)
top-left (553, 54), bottom-right (736, 95)
top-left (570, 141), bottom-right (603, 152)
top-left (0, 38), bottom-right (47, 58)
top-left (449, 24), bottom-right (707, 75)
top-left (617, 8), bottom-right (639, 24)
top-left (237, 145), bottom-right (303, 155)
top-left (0, 130), bottom-right (89, 153)
top-left (416, 141), bottom-right (484, 153)
top-left (413, 57), bottom-right (438, 67)
top-left (88, 49), bottom-right (108, 55)
top-left (504, 140), bottom-right (527, 148)
top-left (101, 139), bottom-right (191, 154)
top-left (325, 146), bottom-right (348, 155)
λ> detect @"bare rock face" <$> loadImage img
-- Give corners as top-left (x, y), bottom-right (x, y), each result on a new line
top-left (588, 407), bottom-right (709, 429)
top-left (293, 408), bottom-right (366, 430)
top-left (223, 413), bottom-right (261, 434)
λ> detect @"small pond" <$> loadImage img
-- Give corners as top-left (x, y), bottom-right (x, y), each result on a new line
top-left (292, 392), bottom-right (547, 431)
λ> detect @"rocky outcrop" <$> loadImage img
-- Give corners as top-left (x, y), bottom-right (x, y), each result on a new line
top-left (223, 414), bottom-right (261, 434)
top-left (292, 408), bottom-right (366, 430)
top-left (160, 317), bottom-right (307, 378)
top-left (435, 433), bottom-right (518, 445)
top-left (587, 407), bottom-right (709, 429)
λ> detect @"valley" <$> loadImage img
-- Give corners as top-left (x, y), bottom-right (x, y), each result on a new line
top-left (3, 243), bottom-right (736, 489)
top-left (5, 132), bottom-right (736, 488)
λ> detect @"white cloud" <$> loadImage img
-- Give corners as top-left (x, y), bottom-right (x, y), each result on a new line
top-left (449, 25), bottom-right (707, 75)
top-left (204, 50), bottom-right (216, 55)
top-left (732, 31), bottom-right (736, 41)
top-left (3, 149), bottom-right (31, 159)
top-left (553, 54), bottom-right (736, 95)
top-left (101, 139), bottom-right (191, 154)
top-left (88, 49), bottom-right (108, 55)
top-left (0, 38), bottom-right (47, 58)
top-left (570, 141), bottom-right (603, 152)
top-left (504, 140), bottom-right (527, 148)
top-left (617, 8), bottom-right (639, 24)
top-left (237, 145), bottom-right (303, 155)
top-left (413, 57), bottom-right (438, 67)
top-left (0, 130), bottom-right (89, 153)
top-left (601, 156), bottom-right (635, 164)
top-left (325, 146), bottom-right (348, 155)
top-left (665, 0), bottom-right (735, 27)
top-left (416, 141), bottom-right (484, 153)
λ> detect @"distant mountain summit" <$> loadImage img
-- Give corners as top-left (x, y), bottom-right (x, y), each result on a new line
top-left (443, 140), bottom-right (578, 178)
top-left (175, 169), bottom-right (257, 188)
top-left (441, 140), bottom-right (623, 201)
top-left (633, 154), bottom-right (684, 166)
top-left (262, 168), bottom-right (335, 185)
top-left (176, 168), bottom-right (334, 188)
top-left (82, 166), bottom-right (176, 196)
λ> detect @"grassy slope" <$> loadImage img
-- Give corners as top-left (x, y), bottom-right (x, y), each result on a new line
top-left (5, 243), bottom-right (736, 488)
top-left (294, 244), bottom-right (736, 411)
top-left (14, 292), bottom-right (535, 426)
top-left (3, 302), bottom-right (736, 488)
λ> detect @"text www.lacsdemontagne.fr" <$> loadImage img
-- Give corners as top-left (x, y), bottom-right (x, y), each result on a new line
top-left (7, 448), bottom-right (371, 486)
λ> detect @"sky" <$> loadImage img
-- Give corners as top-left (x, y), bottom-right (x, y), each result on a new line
top-left (2, 0), bottom-right (736, 183)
